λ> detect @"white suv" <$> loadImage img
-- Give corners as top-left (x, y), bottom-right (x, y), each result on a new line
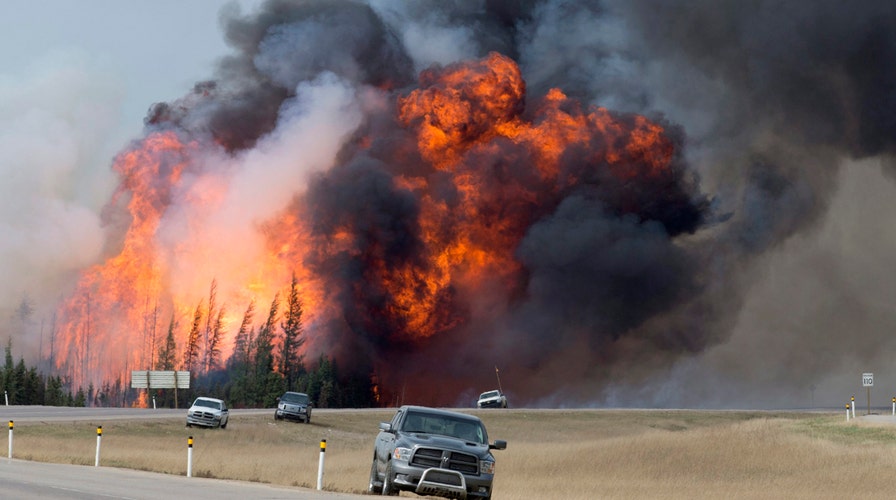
top-left (186, 397), bottom-right (229, 428)
top-left (477, 390), bottom-right (507, 409)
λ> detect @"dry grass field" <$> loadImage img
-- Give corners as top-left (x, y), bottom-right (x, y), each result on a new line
top-left (8, 408), bottom-right (896, 499)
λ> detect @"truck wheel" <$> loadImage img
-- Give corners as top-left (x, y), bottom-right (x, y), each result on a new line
top-left (381, 460), bottom-right (398, 496)
top-left (368, 458), bottom-right (382, 494)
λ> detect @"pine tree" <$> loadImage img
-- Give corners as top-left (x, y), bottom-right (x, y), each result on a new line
top-left (279, 273), bottom-right (305, 391)
top-left (148, 317), bottom-right (180, 408)
top-left (183, 302), bottom-right (203, 373)
top-left (24, 367), bottom-right (43, 405)
top-left (141, 299), bottom-right (159, 371)
top-left (1, 339), bottom-right (13, 402)
top-left (225, 301), bottom-right (256, 407)
top-left (13, 358), bottom-right (26, 404)
top-left (74, 387), bottom-right (86, 407)
top-left (203, 279), bottom-right (218, 373)
top-left (45, 375), bottom-right (64, 406)
top-left (230, 301), bottom-right (255, 371)
top-left (158, 317), bottom-right (179, 371)
top-left (253, 294), bottom-right (284, 406)
top-left (206, 307), bottom-right (226, 372)
top-left (316, 356), bottom-right (338, 408)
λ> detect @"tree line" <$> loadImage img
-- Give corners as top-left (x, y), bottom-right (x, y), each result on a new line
top-left (1, 274), bottom-right (376, 409)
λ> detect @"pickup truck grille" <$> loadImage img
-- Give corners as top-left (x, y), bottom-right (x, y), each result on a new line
top-left (411, 448), bottom-right (479, 475)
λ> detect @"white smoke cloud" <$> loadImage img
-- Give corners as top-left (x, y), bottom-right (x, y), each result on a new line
top-left (0, 50), bottom-right (121, 330)
top-left (159, 72), bottom-right (365, 308)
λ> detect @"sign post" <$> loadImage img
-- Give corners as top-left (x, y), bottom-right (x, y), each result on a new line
top-left (862, 372), bottom-right (873, 415)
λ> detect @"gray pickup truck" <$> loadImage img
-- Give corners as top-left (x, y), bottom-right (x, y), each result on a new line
top-left (369, 405), bottom-right (506, 499)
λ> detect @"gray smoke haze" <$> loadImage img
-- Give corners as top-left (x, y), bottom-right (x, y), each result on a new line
top-left (0, 51), bottom-right (121, 357)
top-left (7, 0), bottom-right (896, 407)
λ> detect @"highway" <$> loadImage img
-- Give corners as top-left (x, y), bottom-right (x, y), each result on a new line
top-left (0, 459), bottom-right (365, 499)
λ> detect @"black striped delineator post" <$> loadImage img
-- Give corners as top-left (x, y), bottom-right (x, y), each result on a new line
top-left (317, 439), bottom-right (326, 490)
top-left (7, 421), bottom-right (12, 459)
top-left (187, 436), bottom-right (194, 478)
top-left (95, 426), bottom-right (102, 467)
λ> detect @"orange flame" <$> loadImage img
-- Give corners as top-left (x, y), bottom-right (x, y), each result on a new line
top-left (55, 131), bottom-right (191, 390)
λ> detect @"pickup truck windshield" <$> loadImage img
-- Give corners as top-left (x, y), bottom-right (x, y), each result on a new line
top-left (281, 393), bottom-right (309, 404)
top-left (195, 399), bottom-right (222, 410)
top-left (402, 412), bottom-right (486, 444)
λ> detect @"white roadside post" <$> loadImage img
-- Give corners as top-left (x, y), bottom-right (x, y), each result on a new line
top-left (7, 421), bottom-right (12, 459)
top-left (892, 397), bottom-right (895, 416)
top-left (317, 439), bottom-right (327, 490)
top-left (846, 404), bottom-right (850, 422)
top-left (851, 396), bottom-right (856, 419)
top-left (95, 426), bottom-right (102, 467)
top-left (187, 436), bottom-right (193, 478)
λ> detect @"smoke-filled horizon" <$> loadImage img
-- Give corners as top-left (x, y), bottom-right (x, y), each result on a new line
top-left (4, 0), bottom-right (896, 408)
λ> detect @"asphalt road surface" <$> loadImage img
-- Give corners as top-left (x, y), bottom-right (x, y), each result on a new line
top-left (0, 459), bottom-right (366, 499)
top-left (0, 406), bottom-right (367, 499)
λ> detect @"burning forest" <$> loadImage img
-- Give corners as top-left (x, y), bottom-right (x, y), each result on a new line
top-left (5, 0), bottom-right (896, 408)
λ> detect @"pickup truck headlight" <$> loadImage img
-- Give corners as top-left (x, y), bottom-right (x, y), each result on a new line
top-left (480, 460), bottom-right (496, 474)
top-left (393, 447), bottom-right (411, 461)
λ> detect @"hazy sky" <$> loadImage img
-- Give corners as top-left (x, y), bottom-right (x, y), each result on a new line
top-left (1, 1), bottom-right (262, 153)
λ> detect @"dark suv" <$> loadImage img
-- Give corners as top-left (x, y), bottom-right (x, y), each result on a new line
top-left (274, 391), bottom-right (312, 423)
top-left (369, 405), bottom-right (506, 499)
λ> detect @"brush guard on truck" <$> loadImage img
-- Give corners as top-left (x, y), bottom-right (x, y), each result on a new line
top-left (416, 467), bottom-right (467, 499)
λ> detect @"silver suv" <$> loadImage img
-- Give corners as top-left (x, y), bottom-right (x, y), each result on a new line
top-left (274, 391), bottom-right (313, 423)
top-left (369, 405), bottom-right (506, 499)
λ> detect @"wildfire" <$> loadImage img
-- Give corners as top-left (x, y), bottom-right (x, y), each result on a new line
top-left (53, 52), bottom-right (686, 402)
top-left (55, 131), bottom-right (192, 390)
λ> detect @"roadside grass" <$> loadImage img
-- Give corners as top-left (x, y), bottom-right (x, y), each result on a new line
top-left (10, 409), bottom-right (896, 499)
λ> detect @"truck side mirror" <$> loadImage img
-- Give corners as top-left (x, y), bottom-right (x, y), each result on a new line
top-left (490, 440), bottom-right (507, 450)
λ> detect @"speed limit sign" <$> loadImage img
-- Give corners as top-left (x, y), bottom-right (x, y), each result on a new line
top-left (863, 373), bottom-right (874, 387)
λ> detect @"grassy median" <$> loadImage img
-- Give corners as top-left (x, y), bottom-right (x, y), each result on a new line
top-left (8, 409), bottom-right (896, 499)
